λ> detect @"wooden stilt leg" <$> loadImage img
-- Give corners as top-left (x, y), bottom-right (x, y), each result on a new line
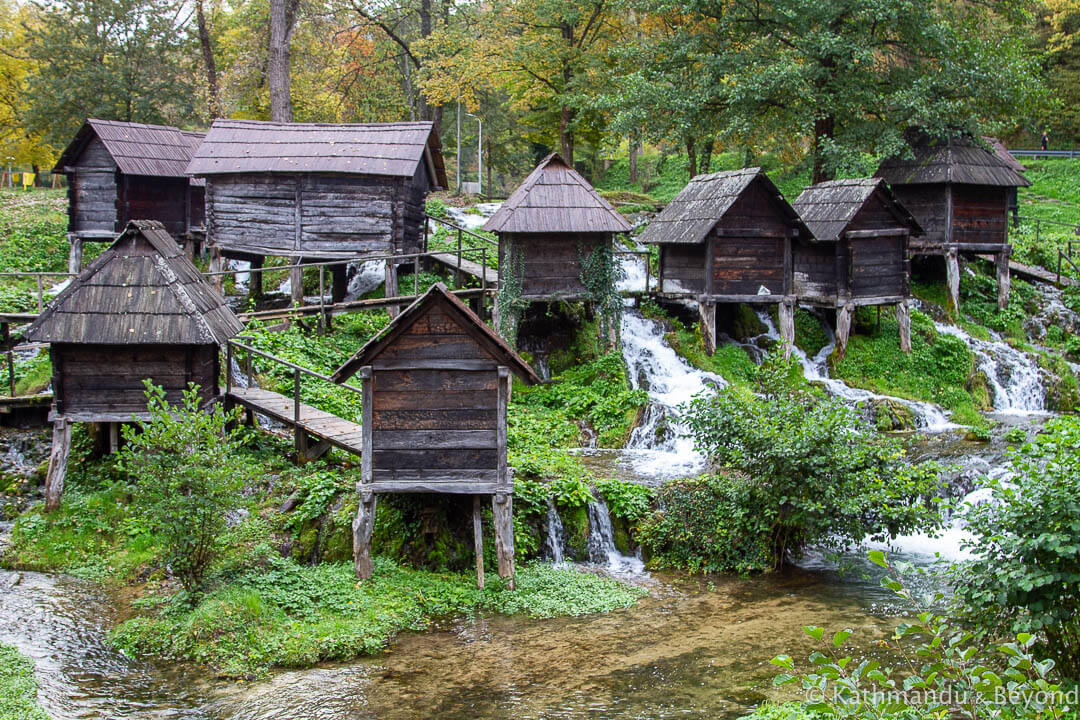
top-left (108, 422), bottom-right (120, 454)
top-left (67, 235), bottom-right (83, 275)
top-left (385, 262), bottom-right (399, 318)
top-left (209, 245), bottom-right (225, 295)
top-left (290, 262), bottom-right (304, 308)
top-left (492, 493), bottom-right (515, 589)
top-left (249, 256), bottom-right (264, 300)
top-left (699, 302), bottom-right (717, 356)
top-left (473, 495), bottom-right (485, 590)
top-left (44, 419), bottom-right (71, 513)
top-left (996, 250), bottom-right (1011, 310)
top-left (778, 299), bottom-right (795, 359)
top-left (897, 301), bottom-right (912, 353)
top-left (946, 249), bottom-right (960, 318)
top-left (352, 492), bottom-right (377, 579)
top-left (835, 303), bottom-right (854, 361)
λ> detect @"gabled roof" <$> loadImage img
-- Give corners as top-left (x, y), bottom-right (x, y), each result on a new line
top-left (792, 178), bottom-right (923, 243)
top-left (26, 220), bottom-right (243, 345)
top-left (639, 167), bottom-right (809, 245)
top-left (483, 153), bottom-right (632, 234)
top-left (54, 119), bottom-right (206, 182)
top-left (186, 119), bottom-right (448, 188)
top-left (875, 132), bottom-right (1031, 188)
top-left (984, 136), bottom-right (1027, 174)
top-left (332, 283), bottom-right (541, 384)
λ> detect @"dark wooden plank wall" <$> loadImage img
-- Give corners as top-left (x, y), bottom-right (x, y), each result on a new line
top-left (189, 186), bottom-right (206, 230)
top-left (793, 241), bottom-right (837, 299)
top-left (952, 185), bottom-right (1008, 247)
top-left (505, 232), bottom-right (608, 298)
top-left (52, 343), bottom-right (217, 416)
top-left (660, 244), bottom-right (706, 293)
top-left (401, 162), bottom-right (430, 257)
top-left (710, 182), bottom-right (791, 296)
top-left (370, 305), bottom-right (500, 485)
top-left (121, 176), bottom-right (190, 238)
top-left (846, 195), bottom-right (906, 298)
top-left (892, 185), bottom-right (948, 245)
top-left (68, 137), bottom-right (118, 235)
top-left (208, 174), bottom-right (297, 253)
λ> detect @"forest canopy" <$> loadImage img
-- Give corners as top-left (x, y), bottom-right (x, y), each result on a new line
top-left (0, 0), bottom-right (1062, 188)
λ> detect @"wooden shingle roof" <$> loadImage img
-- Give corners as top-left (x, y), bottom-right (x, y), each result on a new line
top-left (639, 167), bottom-right (808, 245)
top-left (54, 119), bottom-right (206, 180)
top-left (793, 178), bottom-right (923, 243)
top-left (875, 133), bottom-right (1031, 188)
top-left (483, 153), bottom-right (632, 234)
top-left (332, 283), bottom-right (541, 384)
top-left (26, 220), bottom-right (243, 345)
top-left (186, 119), bottom-right (448, 188)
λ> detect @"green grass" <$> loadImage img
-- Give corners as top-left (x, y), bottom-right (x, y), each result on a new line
top-left (110, 555), bottom-right (645, 678)
top-left (0, 644), bottom-right (48, 720)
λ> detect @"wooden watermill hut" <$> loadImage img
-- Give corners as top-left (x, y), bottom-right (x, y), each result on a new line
top-left (639, 167), bottom-right (811, 353)
top-left (331, 282), bottom-right (540, 588)
top-left (54, 119), bottom-right (207, 273)
top-left (483, 153), bottom-right (633, 302)
top-left (26, 219), bottom-right (243, 512)
top-left (791, 178), bottom-right (923, 358)
top-left (875, 132), bottom-right (1031, 311)
top-left (187, 119), bottom-right (448, 308)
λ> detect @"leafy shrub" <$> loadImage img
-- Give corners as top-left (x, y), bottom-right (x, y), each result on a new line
top-left (773, 552), bottom-right (1069, 720)
top-left (0, 644), bottom-right (48, 720)
top-left (595, 477), bottom-right (654, 523)
top-left (118, 382), bottom-right (259, 596)
top-left (950, 416), bottom-right (1080, 678)
top-left (678, 354), bottom-right (944, 569)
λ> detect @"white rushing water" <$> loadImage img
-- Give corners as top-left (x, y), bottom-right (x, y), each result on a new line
top-left (444, 203), bottom-right (502, 230)
top-left (619, 310), bottom-right (725, 478)
top-left (345, 259), bottom-right (386, 300)
top-left (933, 322), bottom-right (1045, 414)
top-left (587, 499), bottom-right (646, 575)
top-left (543, 499), bottom-right (566, 564)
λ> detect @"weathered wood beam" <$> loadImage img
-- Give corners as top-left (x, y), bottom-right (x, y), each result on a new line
top-left (493, 492), bottom-right (515, 588)
top-left (473, 495), bottom-right (485, 590)
top-left (897, 301), bottom-right (912, 353)
top-left (44, 419), bottom-right (71, 513)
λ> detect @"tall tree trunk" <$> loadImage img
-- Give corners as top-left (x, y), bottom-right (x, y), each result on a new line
top-left (628, 133), bottom-right (638, 184)
top-left (811, 115), bottom-right (835, 184)
top-left (196, 0), bottom-right (221, 118)
top-left (698, 136), bottom-right (714, 175)
top-left (560, 106), bottom-right (574, 164)
top-left (269, 0), bottom-right (299, 123)
top-left (686, 137), bottom-right (697, 178)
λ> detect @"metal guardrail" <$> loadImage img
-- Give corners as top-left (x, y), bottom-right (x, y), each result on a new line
top-left (1010, 150), bottom-right (1080, 159)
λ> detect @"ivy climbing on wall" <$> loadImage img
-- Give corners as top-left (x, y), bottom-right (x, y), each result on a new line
top-left (579, 241), bottom-right (624, 348)
top-left (497, 240), bottom-right (529, 346)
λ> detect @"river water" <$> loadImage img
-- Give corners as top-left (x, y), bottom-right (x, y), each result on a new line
top-left (0, 239), bottom-right (1061, 718)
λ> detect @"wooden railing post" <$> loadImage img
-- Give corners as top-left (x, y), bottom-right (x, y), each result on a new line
top-left (414, 255), bottom-right (420, 296)
top-left (35, 275), bottom-right (43, 313)
top-left (456, 228), bottom-right (463, 288)
top-left (3, 323), bottom-right (12, 398)
top-left (481, 246), bottom-right (487, 294)
top-left (318, 266), bottom-right (326, 336)
top-left (226, 341), bottom-right (233, 394)
top-left (644, 252), bottom-right (651, 294)
top-left (293, 367), bottom-right (302, 456)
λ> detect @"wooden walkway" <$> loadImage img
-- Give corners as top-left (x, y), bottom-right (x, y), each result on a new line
top-left (429, 252), bottom-right (499, 286)
top-left (226, 386), bottom-right (363, 456)
top-left (976, 254), bottom-right (1078, 287)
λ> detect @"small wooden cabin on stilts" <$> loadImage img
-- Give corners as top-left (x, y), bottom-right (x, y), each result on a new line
top-left (54, 119), bottom-right (207, 273)
top-left (875, 132), bottom-right (1031, 313)
top-left (331, 283), bottom-right (540, 588)
top-left (25, 220), bottom-right (243, 512)
top-left (639, 168), bottom-right (811, 354)
top-left (187, 119), bottom-right (448, 313)
top-left (791, 178), bottom-right (923, 359)
top-left (482, 153), bottom-right (632, 344)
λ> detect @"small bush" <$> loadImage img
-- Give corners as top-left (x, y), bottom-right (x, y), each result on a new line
top-left (0, 644), bottom-right (48, 720)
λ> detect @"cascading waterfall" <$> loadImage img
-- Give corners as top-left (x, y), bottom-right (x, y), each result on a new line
top-left (934, 322), bottom-right (1045, 414)
top-left (542, 499), bottom-right (567, 563)
top-left (346, 259), bottom-right (386, 300)
top-left (620, 310), bottom-right (725, 477)
top-left (753, 310), bottom-right (956, 432)
top-left (586, 499), bottom-right (645, 575)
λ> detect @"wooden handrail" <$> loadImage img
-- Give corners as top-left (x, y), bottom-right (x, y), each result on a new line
top-left (226, 338), bottom-right (363, 395)
top-left (425, 213), bottom-right (498, 247)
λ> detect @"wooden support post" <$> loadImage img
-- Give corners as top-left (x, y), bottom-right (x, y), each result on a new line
top-left (945, 248), bottom-right (960, 318)
top-left (778, 298), bottom-right (795, 359)
top-left (317, 265), bottom-right (326, 336)
top-left (835, 303), bottom-right (854, 361)
top-left (44, 419), bottom-right (71, 513)
top-left (897, 301), bottom-right (912, 353)
top-left (331, 263), bottom-right (347, 304)
top-left (249, 256), bottom-right (264, 300)
top-left (385, 261), bottom-right (399, 318)
top-left (996, 250), bottom-right (1011, 310)
top-left (292, 367), bottom-right (302, 458)
top-left (353, 365), bottom-right (375, 580)
top-left (699, 301), bottom-right (717, 356)
top-left (473, 495), bottom-right (485, 590)
top-left (290, 261), bottom-right (304, 308)
top-left (108, 422), bottom-right (120, 454)
top-left (67, 235), bottom-right (83, 275)
top-left (208, 245), bottom-right (225, 295)
top-left (492, 493), bottom-right (514, 588)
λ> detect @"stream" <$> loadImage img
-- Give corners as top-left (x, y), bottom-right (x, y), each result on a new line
top-left (0, 229), bottom-right (1066, 719)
